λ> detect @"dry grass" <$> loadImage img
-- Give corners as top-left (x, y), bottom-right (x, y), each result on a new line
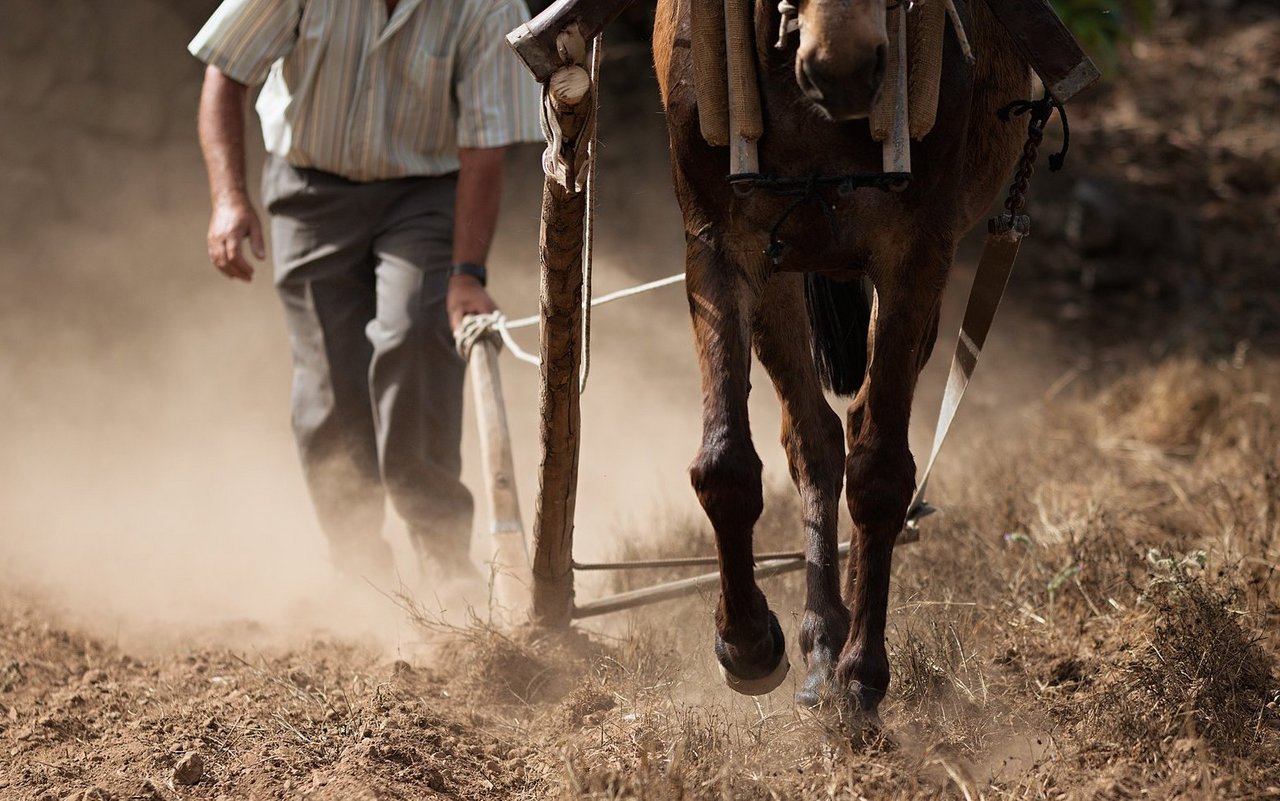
top-left (442, 357), bottom-right (1280, 800)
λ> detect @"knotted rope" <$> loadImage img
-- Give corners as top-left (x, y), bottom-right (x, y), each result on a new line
top-left (997, 92), bottom-right (1071, 173)
top-left (455, 312), bottom-right (542, 366)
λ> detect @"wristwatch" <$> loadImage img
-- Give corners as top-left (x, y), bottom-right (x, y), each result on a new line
top-left (449, 261), bottom-right (487, 287)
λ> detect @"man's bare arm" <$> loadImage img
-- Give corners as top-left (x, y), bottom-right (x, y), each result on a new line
top-left (452, 146), bottom-right (506, 264)
top-left (447, 146), bottom-right (506, 330)
top-left (198, 65), bottom-right (265, 282)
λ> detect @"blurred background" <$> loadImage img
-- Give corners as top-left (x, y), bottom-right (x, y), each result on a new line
top-left (0, 0), bottom-right (1275, 635)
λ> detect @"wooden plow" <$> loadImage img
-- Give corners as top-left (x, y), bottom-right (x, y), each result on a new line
top-left (469, 0), bottom-right (1099, 629)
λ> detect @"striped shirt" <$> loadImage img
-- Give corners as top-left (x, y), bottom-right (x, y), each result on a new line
top-left (189, 0), bottom-right (542, 182)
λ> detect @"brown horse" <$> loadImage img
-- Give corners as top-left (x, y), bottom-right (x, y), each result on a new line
top-left (653, 0), bottom-right (1030, 717)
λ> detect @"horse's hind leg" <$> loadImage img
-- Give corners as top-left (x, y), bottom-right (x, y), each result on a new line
top-left (838, 246), bottom-right (948, 720)
top-left (753, 274), bottom-right (848, 706)
top-left (686, 235), bottom-right (788, 695)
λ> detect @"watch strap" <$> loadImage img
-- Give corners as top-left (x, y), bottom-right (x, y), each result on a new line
top-left (449, 261), bottom-right (487, 287)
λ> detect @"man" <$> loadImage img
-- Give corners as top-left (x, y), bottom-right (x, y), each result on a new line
top-left (189, 0), bottom-right (540, 587)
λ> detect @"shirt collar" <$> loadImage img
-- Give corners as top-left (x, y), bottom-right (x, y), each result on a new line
top-left (376, 0), bottom-right (425, 47)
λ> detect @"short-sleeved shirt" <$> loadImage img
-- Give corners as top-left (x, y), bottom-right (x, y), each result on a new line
top-left (189, 0), bottom-right (541, 182)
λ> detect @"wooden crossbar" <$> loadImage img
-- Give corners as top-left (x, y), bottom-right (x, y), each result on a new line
top-left (571, 541), bottom-right (852, 619)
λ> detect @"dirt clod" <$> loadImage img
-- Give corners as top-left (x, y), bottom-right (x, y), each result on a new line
top-left (171, 752), bottom-right (203, 786)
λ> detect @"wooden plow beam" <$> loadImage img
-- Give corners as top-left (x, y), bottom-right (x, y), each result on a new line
top-left (518, 23), bottom-right (595, 627)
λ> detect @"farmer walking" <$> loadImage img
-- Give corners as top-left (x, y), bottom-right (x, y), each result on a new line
top-left (189, 0), bottom-right (540, 588)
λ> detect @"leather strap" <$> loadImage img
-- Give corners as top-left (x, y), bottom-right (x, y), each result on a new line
top-left (901, 221), bottom-right (1026, 543)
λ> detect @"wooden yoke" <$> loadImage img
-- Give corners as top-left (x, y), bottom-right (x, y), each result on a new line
top-left (981, 0), bottom-right (1100, 102)
top-left (507, 0), bottom-right (641, 83)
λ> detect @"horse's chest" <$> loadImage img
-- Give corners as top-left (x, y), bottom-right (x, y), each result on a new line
top-left (727, 188), bottom-right (888, 273)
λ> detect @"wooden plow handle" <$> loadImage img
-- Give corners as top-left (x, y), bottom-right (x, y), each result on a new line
top-left (507, 0), bottom-right (643, 83)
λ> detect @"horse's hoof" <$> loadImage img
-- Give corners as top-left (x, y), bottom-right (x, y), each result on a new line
top-left (715, 611), bottom-right (789, 696)
top-left (847, 680), bottom-right (885, 718)
top-left (796, 668), bottom-right (826, 707)
top-left (796, 649), bottom-right (836, 707)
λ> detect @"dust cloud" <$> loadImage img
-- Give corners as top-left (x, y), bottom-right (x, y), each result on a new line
top-left (0, 1), bottom-right (777, 645)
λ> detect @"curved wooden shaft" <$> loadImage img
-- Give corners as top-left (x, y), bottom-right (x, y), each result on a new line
top-left (531, 74), bottom-right (593, 627)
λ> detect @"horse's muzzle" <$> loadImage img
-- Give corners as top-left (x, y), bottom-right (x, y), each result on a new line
top-left (796, 44), bottom-right (887, 120)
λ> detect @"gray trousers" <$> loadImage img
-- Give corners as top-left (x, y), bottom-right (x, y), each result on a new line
top-left (262, 155), bottom-right (473, 580)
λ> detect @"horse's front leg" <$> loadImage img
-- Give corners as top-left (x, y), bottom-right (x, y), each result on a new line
top-left (838, 248), bottom-right (947, 721)
top-left (686, 235), bottom-right (789, 696)
top-left (753, 274), bottom-right (848, 706)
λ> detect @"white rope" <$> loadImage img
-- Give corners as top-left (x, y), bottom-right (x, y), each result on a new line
top-left (504, 271), bottom-right (687, 332)
top-left (459, 271), bottom-right (687, 368)
top-left (456, 311), bottom-right (543, 366)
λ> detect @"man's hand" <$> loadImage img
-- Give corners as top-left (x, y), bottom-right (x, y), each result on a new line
top-left (207, 193), bottom-right (266, 281)
top-left (447, 274), bottom-right (498, 333)
top-left (198, 66), bottom-right (261, 282)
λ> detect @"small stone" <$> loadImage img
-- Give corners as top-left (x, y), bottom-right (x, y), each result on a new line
top-left (172, 751), bottom-right (204, 786)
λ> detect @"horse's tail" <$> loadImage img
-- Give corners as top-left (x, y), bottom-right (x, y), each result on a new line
top-left (804, 274), bottom-right (870, 397)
